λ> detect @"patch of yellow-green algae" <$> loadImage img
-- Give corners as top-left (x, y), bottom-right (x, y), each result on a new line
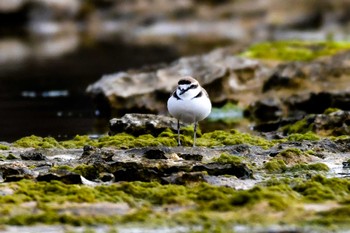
top-left (282, 117), bottom-right (315, 135)
top-left (0, 176), bottom-right (350, 230)
top-left (241, 40), bottom-right (350, 61)
top-left (212, 153), bottom-right (243, 165)
top-left (280, 108), bottom-right (350, 139)
top-left (263, 147), bottom-right (329, 174)
top-left (49, 164), bottom-right (99, 181)
top-left (12, 132), bottom-right (178, 149)
top-left (196, 129), bottom-right (275, 149)
top-left (0, 144), bottom-right (10, 150)
top-left (13, 135), bottom-right (62, 148)
top-left (12, 128), bottom-right (277, 149)
top-left (264, 159), bottom-right (329, 174)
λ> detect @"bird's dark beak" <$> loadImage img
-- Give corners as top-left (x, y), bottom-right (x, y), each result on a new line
top-left (179, 88), bottom-right (186, 95)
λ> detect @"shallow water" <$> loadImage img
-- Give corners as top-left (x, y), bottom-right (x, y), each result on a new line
top-left (0, 36), bottom-right (181, 142)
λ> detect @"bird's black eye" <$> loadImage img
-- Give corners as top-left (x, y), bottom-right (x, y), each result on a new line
top-left (178, 79), bottom-right (191, 85)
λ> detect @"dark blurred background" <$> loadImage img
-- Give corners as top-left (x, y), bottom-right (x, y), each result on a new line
top-left (1, 0), bottom-right (350, 142)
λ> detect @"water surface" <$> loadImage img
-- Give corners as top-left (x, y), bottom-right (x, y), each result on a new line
top-left (0, 37), bottom-right (180, 142)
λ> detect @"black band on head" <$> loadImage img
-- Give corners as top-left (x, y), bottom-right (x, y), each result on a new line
top-left (178, 79), bottom-right (192, 85)
top-left (179, 84), bottom-right (198, 95)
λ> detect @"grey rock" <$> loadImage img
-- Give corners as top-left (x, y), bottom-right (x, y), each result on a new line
top-left (192, 163), bottom-right (252, 179)
top-left (178, 153), bottom-right (203, 161)
top-left (162, 172), bottom-right (206, 185)
top-left (285, 92), bottom-right (350, 115)
top-left (37, 171), bottom-right (83, 184)
top-left (109, 113), bottom-right (178, 136)
top-left (87, 48), bottom-right (263, 114)
top-left (144, 149), bottom-right (167, 160)
top-left (0, 164), bottom-right (35, 182)
top-left (314, 110), bottom-right (350, 136)
top-left (263, 62), bottom-right (306, 92)
top-left (20, 151), bottom-right (47, 161)
top-left (246, 98), bottom-right (283, 122)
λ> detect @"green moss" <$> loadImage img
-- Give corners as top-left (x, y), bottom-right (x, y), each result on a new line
top-left (293, 175), bottom-right (350, 202)
top-left (72, 165), bottom-right (99, 180)
top-left (50, 165), bottom-right (99, 180)
top-left (198, 129), bottom-right (274, 149)
top-left (287, 132), bottom-right (320, 141)
top-left (242, 40), bottom-right (350, 61)
top-left (0, 144), bottom-right (9, 150)
top-left (288, 163), bottom-right (330, 172)
top-left (6, 154), bottom-right (17, 160)
top-left (13, 135), bottom-right (62, 149)
top-left (324, 108), bottom-right (341, 115)
top-left (280, 147), bottom-right (303, 156)
top-left (1, 177), bottom-right (350, 228)
top-left (312, 205), bottom-right (350, 226)
top-left (50, 165), bottom-right (74, 172)
top-left (264, 159), bottom-right (329, 173)
top-left (275, 148), bottom-right (307, 164)
top-left (121, 207), bottom-right (153, 223)
top-left (6, 212), bottom-right (114, 226)
top-left (282, 117), bottom-right (314, 134)
top-left (0, 179), bottom-right (295, 226)
top-left (264, 159), bottom-right (287, 173)
top-left (97, 133), bottom-right (179, 148)
top-left (60, 135), bottom-right (96, 148)
top-left (212, 153), bottom-right (243, 164)
top-left (11, 128), bottom-right (275, 149)
top-left (305, 150), bottom-right (316, 156)
top-left (331, 135), bottom-right (350, 141)
top-left (12, 132), bottom-right (179, 149)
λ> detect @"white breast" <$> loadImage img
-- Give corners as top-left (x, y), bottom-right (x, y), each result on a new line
top-left (167, 94), bottom-right (211, 124)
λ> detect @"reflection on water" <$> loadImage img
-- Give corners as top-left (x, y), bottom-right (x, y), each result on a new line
top-left (21, 90), bottom-right (69, 98)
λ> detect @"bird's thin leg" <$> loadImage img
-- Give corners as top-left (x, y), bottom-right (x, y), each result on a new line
top-left (177, 119), bottom-right (181, 146)
top-left (193, 121), bottom-right (198, 147)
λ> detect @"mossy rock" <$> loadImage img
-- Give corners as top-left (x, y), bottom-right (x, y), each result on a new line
top-left (273, 148), bottom-right (310, 165)
top-left (1, 176), bottom-right (350, 228)
top-left (0, 144), bottom-right (10, 150)
top-left (264, 159), bottom-right (287, 173)
top-left (13, 135), bottom-right (63, 149)
top-left (212, 153), bottom-right (243, 165)
top-left (242, 40), bottom-right (350, 61)
top-left (288, 163), bottom-right (329, 173)
top-left (293, 175), bottom-right (350, 202)
top-left (198, 129), bottom-right (275, 149)
top-left (72, 165), bottom-right (99, 180)
top-left (313, 205), bottom-right (350, 226)
top-left (11, 128), bottom-right (277, 149)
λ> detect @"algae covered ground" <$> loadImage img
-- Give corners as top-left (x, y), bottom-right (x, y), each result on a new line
top-left (1, 125), bottom-right (350, 233)
top-left (1, 176), bottom-right (350, 232)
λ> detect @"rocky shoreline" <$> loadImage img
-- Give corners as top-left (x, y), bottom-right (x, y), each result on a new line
top-left (1, 111), bottom-right (350, 232)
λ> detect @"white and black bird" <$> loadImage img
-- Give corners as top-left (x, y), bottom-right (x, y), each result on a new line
top-left (167, 76), bottom-right (212, 146)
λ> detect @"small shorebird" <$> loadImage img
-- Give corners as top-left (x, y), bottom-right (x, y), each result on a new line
top-left (167, 76), bottom-right (212, 147)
